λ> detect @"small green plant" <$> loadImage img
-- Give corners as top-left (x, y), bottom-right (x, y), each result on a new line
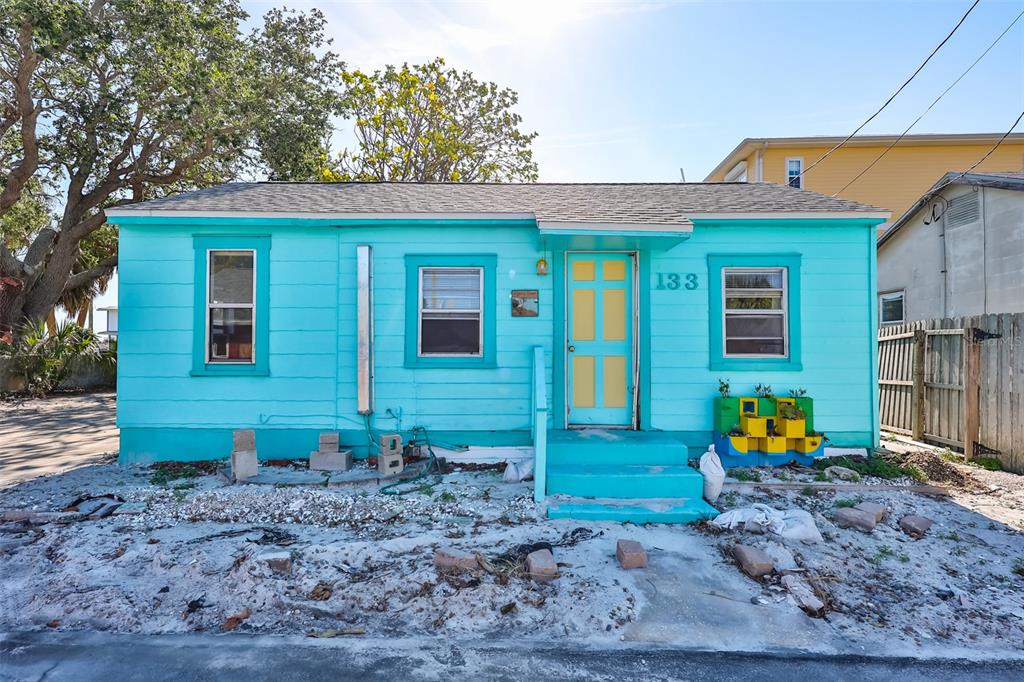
top-left (437, 490), bottom-right (457, 503)
top-left (728, 423), bottom-right (744, 436)
top-left (150, 464), bottom-right (201, 486)
top-left (729, 468), bottom-right (761, 482)
top-left (789, 387), bottom-right (808, 398)
top-left (779, 404), bottom-right (806, 420)
top-left (974, 457), bottom-right (1003, 472)
top-left (799, 485), bottom-right (817, 497)
top-left (868, 546), bottom-right (894, 565)
top-left (833, 495), bottom-right (864, 508)
top-left (753, 383), bottom-right (774, 399)
top-left (940, 531), bottom-right (961, 542)
top-left (172, 488), bottom-right (189, 502)
top-left (718, 378), bottom-right (731, 398)
top-left (814, 471), bottom-right (830, 482)
top-left (416, 483), bottom-right (435, 496)
top-left (938, 449), bottom-right (963, 463)
top-left (813, 455), bottom-right (923, 482)
top-left (898, 552), bottom-right (911, 563)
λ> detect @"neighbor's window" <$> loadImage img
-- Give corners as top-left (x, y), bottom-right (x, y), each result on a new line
top-left (418, 267), bottom-right (483, 356)
top-left (207, 250), bottom-right (255, 363)
top-left (879, 290), bottom-right (905, 325)
top-left (786, 158), bottom-right (803, 188)
top-left (723, 267), bottom-right (788, 357)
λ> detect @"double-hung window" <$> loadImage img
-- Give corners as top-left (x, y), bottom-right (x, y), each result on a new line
top-left (192, 235), bottom-right (269, 376)
top-left (207, 250), bottom-right (255, 363)
top-left (418, 267), bottom-right (483, 356)
top-left (404, 254), bottom-right (496, 368)
top-left (879, 290), bottom-right (905, 325)
top-left (723, 268), bottom-right (788, 357)
top-left (786, 158), bottom-right (803, 188)
top-left (707, 254), bottom-right (801, 371)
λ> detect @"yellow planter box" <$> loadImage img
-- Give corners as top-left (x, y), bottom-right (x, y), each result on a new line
top-left (796, 436), bottom-right (823, 453)
top-left (778, 418), bottom-right (806, 438)
top-left (729, 435), bottom-right (750, 454)
top-left (739, 397), bottom-right (759, 417)
top-left (740, 416), bottom-right (768, 438)
top-left (759, 436), bottom-right (788, 453)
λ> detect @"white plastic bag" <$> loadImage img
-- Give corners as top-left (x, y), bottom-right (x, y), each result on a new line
top-left (711, 503), bottom-right (823, 544)
top-left (503, 458), bottom-right (534, 483)
top-left (698, 444), bottom-right (725, 503)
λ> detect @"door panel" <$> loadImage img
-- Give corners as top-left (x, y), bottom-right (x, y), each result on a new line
top-left (567, 253), bottom-right (634, 426)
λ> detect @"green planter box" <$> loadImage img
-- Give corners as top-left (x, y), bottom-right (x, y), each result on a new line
top-left (794, 397), bottom-right (814, 432)
top-left (757, 398), bottom-right (777, 417)
top-left (714, 397), bottom-right (741, 435)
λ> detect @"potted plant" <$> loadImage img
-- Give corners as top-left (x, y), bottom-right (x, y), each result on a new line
top-left (753, 383), bottom-right (776, 418)
top-left (714, 378), bottom-right (740, 435)
top-left (777, 403), bottom-right (807, 438)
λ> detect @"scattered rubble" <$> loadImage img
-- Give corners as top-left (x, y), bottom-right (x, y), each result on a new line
top-left (526, 548), bottom-right (558, 582)
top-left (222, 607), bottom-right (252, 631)
top-left (732, 544), bottom-right (773, 578)
top-left (824, 465), bottom-right (861, 482)
top-left (833, 507), bottom-right (877, 532)
top-left (899, 514), bottom-right (933, 539)
top-left (853, 501), bottom-right (888, 523)
top-left (434, 547), bottom-right (480, 573)
top-left (256, 550), bottom-right (292, 574)
top-left (615, 539), bottom-right (647, 570)
top-left (781, 574), bottom-right (826, 618)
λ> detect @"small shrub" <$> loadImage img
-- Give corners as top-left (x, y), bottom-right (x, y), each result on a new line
top-left (833, 495), bottom-right (864, 508)
top-left (814, 471), bottom-right (830, 482)
top-left (799, 485), bottom-right (817, 497)
top-left (973, 457), bottom-right (1003, 472)
top-left (150, 464), bottom-right (201, 486)
top-left (814, 455), bottom-right (922, 481)
top-left (0, 320), bottom-right (106, 397)
top-left (729, 468), bottom-right (761, 482)
top-left (437, 490), bottom-right (457, 503)
top-left (753, 383), bottom-right (774, 399)
top-left (718, 378), bottom-right (731, 398)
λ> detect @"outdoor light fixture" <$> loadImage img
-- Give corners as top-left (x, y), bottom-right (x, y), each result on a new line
top-left (536, 257), bottom-right (548, 276)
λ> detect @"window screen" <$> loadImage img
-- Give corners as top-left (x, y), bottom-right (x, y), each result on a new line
top-left (419, 267), bottom-right (483, 356)
top-left (208, 251), bottom-right (254, 362)
top-left (879, 291), bottom-right (904, 325)
top-left (786, 159), bottom-right (803, 189)
top-left (723, 268), bottom-right (787, 356)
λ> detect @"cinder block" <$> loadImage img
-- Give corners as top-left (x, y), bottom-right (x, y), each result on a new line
top-left (257, 550), bottom-right (292, 574)
top-left (318, 431), bottom-right (340, 451)
top-left (379, 433), bottom-right (403, 456)
top-left (378, 451), bottom-right (404, 476)
top-left (310, 449), bottom-right (352, 472)
top-left (233, 429), bottom-right (256, 453)
top-left (434, 547), bottom-right (479, 572)
top-left (232, 449), bottom-right (258, 481)
top-left (526, 548), bottom-right (558, 582)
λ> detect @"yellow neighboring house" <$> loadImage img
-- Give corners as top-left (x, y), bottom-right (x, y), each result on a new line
top-left (704, 133), bottom-right (1024, 228)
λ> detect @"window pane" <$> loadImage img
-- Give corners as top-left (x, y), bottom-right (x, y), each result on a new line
top-left (726, 271), bottom-right (783, 289)
top-left (209, 307), bottom-right (253, 361)
top-left (726, 314), bottom-right (785, 338)
top-left (210, 252), bottom-right (254, 304)
top-left (881, 295), bottom-right (904, 322)
top-left (726, 338), bottom-right (785, 355)
top-left (421, 316), bottom-right (480, 354)
top-left (422, 268), bottom-right (481, 310)
top-left (726, 294), bottom-right (783, 310)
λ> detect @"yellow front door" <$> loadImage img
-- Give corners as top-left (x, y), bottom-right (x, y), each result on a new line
top-left (567, 253), bottom-right (633, 426)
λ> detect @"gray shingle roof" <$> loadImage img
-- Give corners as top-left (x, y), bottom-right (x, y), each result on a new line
top-left (110, 181), bottom-right (886, 225)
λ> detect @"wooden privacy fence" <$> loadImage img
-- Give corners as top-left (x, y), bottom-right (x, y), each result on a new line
top-left (878, 313), bottom-right (1023, 473)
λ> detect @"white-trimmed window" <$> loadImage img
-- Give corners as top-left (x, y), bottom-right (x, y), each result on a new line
top-left (418, 267), bottom-right (483, 356)
top-left (786, 157), bottom-right (803, 189)
top-left (206, 250), bottom-right (255, 363)
top-left (879, 290), bottom-right (905, 325)
top-left (723, 267), bottom-right (788, 357)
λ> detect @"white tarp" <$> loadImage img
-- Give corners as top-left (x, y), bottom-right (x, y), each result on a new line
top-left (711, 503), bottom-right (824, 544)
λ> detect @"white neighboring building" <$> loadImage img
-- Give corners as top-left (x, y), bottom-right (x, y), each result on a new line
top-left (97, 306), bottom-right (118, 340)
top-left (877, 172), bottom-right (1024, 324)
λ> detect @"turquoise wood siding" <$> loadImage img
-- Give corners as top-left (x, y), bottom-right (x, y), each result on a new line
top-left (115, 216), bottom-right (878, 462)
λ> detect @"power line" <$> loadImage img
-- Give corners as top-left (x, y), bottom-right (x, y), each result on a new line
top-left (833, 6), bottom-right (1024, 196)
top-left (933, 108), bottom-right (1024, 192)
top-left (798, 0), bottom-right (981, 181)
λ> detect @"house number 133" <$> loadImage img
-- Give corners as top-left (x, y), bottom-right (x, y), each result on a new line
top-left (656, 273), bottom-right (698, 290)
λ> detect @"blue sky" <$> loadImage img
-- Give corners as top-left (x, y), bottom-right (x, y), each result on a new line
top-left (244, 0), bottom-right (1024, 182)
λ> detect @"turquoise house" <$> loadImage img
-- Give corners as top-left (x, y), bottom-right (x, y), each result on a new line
top-left (107, 182), bottom-right (888, 522)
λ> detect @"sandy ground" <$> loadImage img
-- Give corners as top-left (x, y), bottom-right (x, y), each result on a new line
top-left (0, 392), bottom-right (117, 487)
top-left (1, 450), bottom-right (1022, 660)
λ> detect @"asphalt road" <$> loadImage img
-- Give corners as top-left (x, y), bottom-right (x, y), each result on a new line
top-left (2, 631), bottom-right (1022, 681)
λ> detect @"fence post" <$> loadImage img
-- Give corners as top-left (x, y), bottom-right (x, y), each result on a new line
top-left (911, 330), bottom-right (926, 441)
top-left (963, 328), bottom-right (981, 461)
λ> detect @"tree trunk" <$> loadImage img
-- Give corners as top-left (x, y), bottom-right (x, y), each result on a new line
top-left (76, 303), bottom-right (89, 327)
top-left (0, 286), bottom-right (28, 337)
top-left (46, 309), bottom-right (57, 335)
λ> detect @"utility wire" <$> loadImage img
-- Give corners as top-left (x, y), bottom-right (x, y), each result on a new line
top-left (932, 108), bottom-right (1024, 193)
top-left (833, 7), bottom-right (1024, 196)
top-left (798, 0), bottom-right (981, 181)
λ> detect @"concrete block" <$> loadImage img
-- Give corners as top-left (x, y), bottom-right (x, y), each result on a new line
top-left (233, 430), bottom-right (256, 453)
top-left (763, 541), bottom-right (798, 573)
top-left (899, 514), bottom-right (933, 539)
top-left (379, 433), bottom-right (402, 456)
top-left (853, 501), bottom-right (888, 523)
top-left (112, 502), bottom-right (147, 516)
top-left (833, 507), bottom-right (877, 532)
top-left (782, 574), bottom-right (826, 617)
top-left (378, 451), bottom-right (404, 477)
top-left (733, 544), bottom-right (774, 578)
top-left (615, 539), bottom-right (647, 569)
top-left (824, 465), bottom-right (861, 482)
top-left (309, 449), bottom-right (352, 472)
top-left (257, 550), bottom-right (292, 574)
top-left (433, 547), bottom-right (479, 572)
top-left (318, 432), bottom-right (340, 451)
top-left (526, 548), bottom-right (559, 582)
top-left (232, 449), bottom-right (258, 481)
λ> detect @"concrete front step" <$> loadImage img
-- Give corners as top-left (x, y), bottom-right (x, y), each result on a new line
top-left (546, 429), bottom-right (689, 467)
top-left (546, 463), bottom-right (704, 499)
top-left (547, 496), bottom-right (719, 524)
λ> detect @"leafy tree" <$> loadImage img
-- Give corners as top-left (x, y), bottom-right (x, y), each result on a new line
top-left (330, 58), bottom-right (538, 183)
top-left (0, 0), bottom-right (342, 334)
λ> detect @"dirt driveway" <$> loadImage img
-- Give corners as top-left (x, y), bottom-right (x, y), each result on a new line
top-left (0, 392), bottom-right (117, 487)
